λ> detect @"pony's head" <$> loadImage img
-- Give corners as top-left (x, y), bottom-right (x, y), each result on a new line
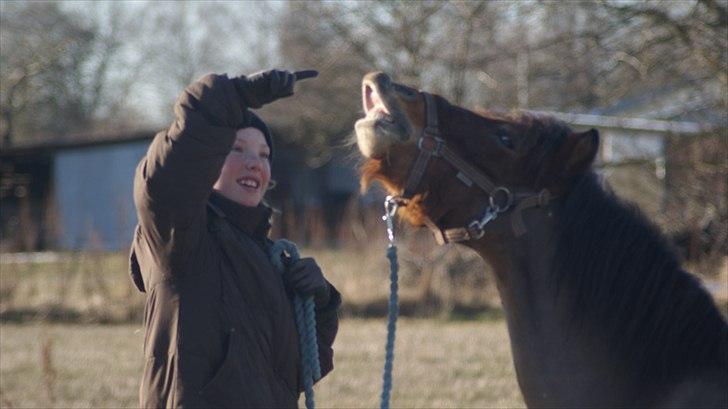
top-left (356, 71), bottom-right (599, 239)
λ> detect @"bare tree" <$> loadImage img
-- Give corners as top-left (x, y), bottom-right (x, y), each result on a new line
top-left (0, 2), bottom-right (152, 146)
top-left (0, 1), bottom-right (280, 143)
top-left (604, 1), bottom-right (726, 86)
top-left (129, 1), bottom-right (279, 125)
top-left (0, 2), bottom-right (95, 145)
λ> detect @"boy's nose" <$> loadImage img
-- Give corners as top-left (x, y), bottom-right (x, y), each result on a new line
top-left (245, 155), bottom-right (262, 170)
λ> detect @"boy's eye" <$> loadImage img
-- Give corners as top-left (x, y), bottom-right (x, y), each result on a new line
top-left (232, 145), bottom-right (243, 153)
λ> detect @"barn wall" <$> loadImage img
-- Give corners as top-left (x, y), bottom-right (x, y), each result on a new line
top-left (54, 141), bottom-right (149, 250)
top-left (0, 155), bottom-right (53, 251)
top-left (605, 129), bottom-right (666, 219)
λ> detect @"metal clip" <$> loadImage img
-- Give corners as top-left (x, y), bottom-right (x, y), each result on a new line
top-left (467, 220), bottom-right (485, 240)
top-left (478, 207), bottom-right (498, 227)
top-left (467, 207), bottom-right (498, 240)
top-left (382, 195), bottom-right (400, 246)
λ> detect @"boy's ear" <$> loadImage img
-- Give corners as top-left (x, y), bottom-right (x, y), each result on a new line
top-left (556, 128), bottom-right (599, 180)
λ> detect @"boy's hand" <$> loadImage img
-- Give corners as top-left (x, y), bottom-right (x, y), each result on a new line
top-left (239, 69), bottom-right (318, 108)
top-left (283, 257), bottom-right (330, 308)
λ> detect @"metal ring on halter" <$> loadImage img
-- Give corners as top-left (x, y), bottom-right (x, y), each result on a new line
top-left (418, 136), bottom-right (444, 156)
top-left (489, 187), bottom-right (513, 213)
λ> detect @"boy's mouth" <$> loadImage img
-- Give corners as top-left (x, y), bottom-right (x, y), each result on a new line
top-left (237, 176), bottom-right (261, 190)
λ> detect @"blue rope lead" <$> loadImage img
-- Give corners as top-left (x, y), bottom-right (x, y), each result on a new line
top-left (269, 239), bottom-right (320, 409)
top-left (380, 244), bottom-right (399, 409)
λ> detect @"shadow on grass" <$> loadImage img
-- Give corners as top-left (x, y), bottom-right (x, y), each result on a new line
top-left (0, 303), bottom-right (145, 324)
top-left (342, 296), bottom-right (504, 321)
top-left (2, 298), bottom-right (505, 324)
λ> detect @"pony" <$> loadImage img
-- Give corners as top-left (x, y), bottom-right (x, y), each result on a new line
top-left (354, 71), bottom-right (728, 408)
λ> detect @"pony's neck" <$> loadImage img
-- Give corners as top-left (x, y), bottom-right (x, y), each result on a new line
top-left (469, 204), bottom-right (560, 314)
top-left (468, 205), bottom-right (636, 407)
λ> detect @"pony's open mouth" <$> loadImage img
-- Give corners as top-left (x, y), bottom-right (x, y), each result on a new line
top-left (355, 72), bottom-right (415, 158)
top-left (363, 84), bottom-right (394, 124)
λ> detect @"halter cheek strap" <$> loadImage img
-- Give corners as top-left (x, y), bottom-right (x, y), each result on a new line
top-left (394, 92), bottom-right (556, 244)
top-left (402, 93), bottom-right (442, 199)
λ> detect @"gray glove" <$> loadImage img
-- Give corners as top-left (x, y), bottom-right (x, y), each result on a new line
top-left (237, 69), bottom-right (318, 108)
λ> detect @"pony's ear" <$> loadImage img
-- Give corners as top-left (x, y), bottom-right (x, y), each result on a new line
top-left (557, 128), bottom-right (599, 180)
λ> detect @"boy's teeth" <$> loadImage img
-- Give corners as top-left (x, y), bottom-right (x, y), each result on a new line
top-left (240, 179), bottom-right (258, 188)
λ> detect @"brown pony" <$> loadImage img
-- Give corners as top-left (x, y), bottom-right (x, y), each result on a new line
top-left (355, 72), bottom-right (728, 408)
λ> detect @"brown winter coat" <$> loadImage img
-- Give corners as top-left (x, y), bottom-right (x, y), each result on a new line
top-left (129, 74), bottom-right (340, 408)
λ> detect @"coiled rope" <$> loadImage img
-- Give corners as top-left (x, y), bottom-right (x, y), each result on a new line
top-left (270, 195), bottom-right (402, 409)
top-left (269, 239), bottom-right (320, 409)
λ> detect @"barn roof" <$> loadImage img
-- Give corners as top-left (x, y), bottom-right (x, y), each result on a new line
top-left (531, 111), bottom-right (714, 135)
top-left (1, 129), bottom-right (157, 158)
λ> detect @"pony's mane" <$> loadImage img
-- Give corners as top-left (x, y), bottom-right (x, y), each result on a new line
top-left (552, 172), bottom-right (728, 382)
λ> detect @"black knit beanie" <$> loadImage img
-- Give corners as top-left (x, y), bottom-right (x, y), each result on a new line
top-left (245, 111), bottom-right (274, 164)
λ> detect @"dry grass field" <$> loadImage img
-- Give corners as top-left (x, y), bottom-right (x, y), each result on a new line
top-left (0, 246), bottom-right (521, 408)
top-left (0, 318), bottom-right (524, 408)
top-left (1, 241), bottom-right (724, 408)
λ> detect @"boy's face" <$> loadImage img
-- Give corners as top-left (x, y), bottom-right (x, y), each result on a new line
top-left (213, 127), bottom-right (271, 207)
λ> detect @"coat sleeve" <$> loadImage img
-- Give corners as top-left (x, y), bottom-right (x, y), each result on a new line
top-left (313, 282), bottom-right (341, 384)
top-left (133, 73), bottom-right (254, 277)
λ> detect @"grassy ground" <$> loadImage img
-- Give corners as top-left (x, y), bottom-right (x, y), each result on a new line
top-left (0, 244), bottom-right (499, 323)
top-left (1, 247), bottom-right (723, 408)
top-left (0, 318), bottom-right (524, 408)
top-left (2, 247), bottom-right (723, 323)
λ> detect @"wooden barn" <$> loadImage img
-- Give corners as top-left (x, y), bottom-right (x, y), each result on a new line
top-left (0, 129), bottom-right (361, 252)
top-left (1, 132), bottom-right (152, 251)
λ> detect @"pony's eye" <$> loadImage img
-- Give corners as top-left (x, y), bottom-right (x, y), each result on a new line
top-left (498, 134), bottom-right (514, 149)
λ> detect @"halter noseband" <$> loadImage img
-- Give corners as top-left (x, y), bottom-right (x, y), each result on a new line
top-left (391, 92), bottom-right (555, 244)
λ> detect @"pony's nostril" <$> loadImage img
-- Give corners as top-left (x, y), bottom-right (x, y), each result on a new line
top-left (363, 84), bottom-right (373, 113)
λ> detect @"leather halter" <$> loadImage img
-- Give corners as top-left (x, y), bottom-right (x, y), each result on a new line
top-left (393, 92), bottom-right (555, 244)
